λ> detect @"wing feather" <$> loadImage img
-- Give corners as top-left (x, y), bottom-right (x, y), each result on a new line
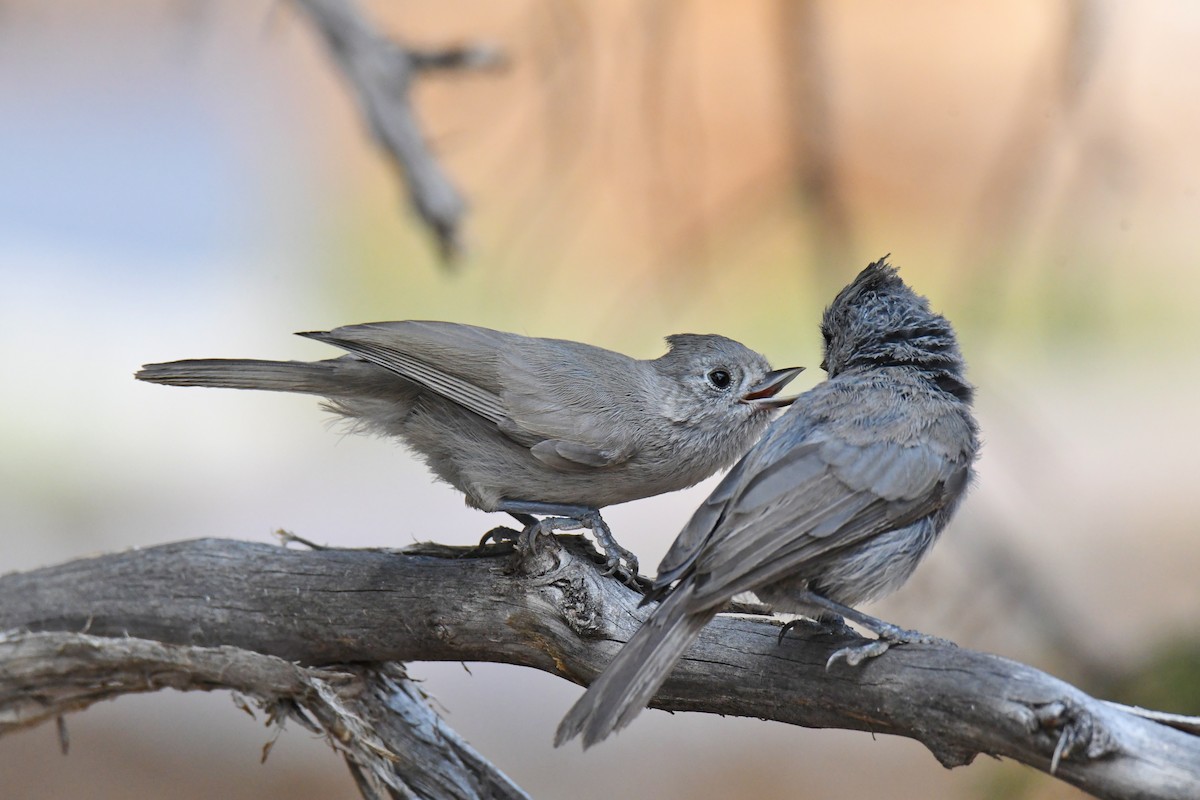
top-left (496, 341), bottom-right (640, 468)
top-left (304, 321), bottom-right (639, 471)
top-left (302, 329), bottom-right (508, 425)
top-left (660, 420), bottom-right (966, 611)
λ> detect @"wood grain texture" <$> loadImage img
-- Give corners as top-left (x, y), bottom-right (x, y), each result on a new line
top-left (1, 536), bottom-right (1197, 799)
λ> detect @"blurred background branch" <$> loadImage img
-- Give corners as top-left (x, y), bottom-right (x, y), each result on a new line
top-left (290, 0), bottom-right (504, 262)
top-left (774, 0), bottom-right (854, 296)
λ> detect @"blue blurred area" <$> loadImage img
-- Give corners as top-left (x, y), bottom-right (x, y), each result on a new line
top-left (0, 91), bottom-right (241, 263)
top-left (0, 6), bottom-right (325, 287)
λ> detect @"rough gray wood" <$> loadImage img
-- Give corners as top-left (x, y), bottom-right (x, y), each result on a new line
top-left (0, 631), bottom-right (529, 800)
top-left (2, 536), bottom-right (1198, 799)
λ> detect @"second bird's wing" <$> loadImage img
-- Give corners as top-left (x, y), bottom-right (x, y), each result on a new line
top-left (656, 425), bottom-right (969, 610)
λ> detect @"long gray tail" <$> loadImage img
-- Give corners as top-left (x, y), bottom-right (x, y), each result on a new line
top-left (136, 359), bottom-right (347, 396)
top-left (554, 583), bottom-right (711, 749)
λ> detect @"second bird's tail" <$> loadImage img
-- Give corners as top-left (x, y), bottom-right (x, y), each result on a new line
top-left (555, 583), bottom-right (711, 749)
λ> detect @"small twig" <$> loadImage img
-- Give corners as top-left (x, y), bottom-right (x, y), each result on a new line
top-left (274, 528), bottom-right (329, 550)
top-left (55, 715), bottom-right (69, 756)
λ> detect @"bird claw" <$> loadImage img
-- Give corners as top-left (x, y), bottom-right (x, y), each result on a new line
top-left (777, 618), bottom-right (805, 645)
top-left (597, 544), bottom-right (639, 586)
top-left (826, 639), bottom-right (892, 668)
top-left (824, 626), bottom-right (952, 670)
top-left (776, 614), bottom-right (853, 645)
top-left (487, 505), bottom-right (642, 585)
top-left (584, 513), bottom-right (639, 584)
top-left (518, 526), bottom-right (542, 556)
top-left (503, 518), bottom-right (567, 557)
top-left (477, 526), bottom-right (521, 549)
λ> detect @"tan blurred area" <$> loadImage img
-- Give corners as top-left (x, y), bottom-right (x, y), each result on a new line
top-left (1, 1), bottom-right (1198, 798)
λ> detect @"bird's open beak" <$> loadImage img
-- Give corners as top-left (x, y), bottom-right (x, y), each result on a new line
top-left (740, 366), bottom-right (804, 408)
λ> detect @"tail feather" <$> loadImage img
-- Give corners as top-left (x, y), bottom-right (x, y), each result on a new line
top-left (555, 584), bottom-right (711, 749)
top-left (136, 359), bottom-right (346, 396)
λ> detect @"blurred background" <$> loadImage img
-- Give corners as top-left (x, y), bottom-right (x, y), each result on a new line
top-left (1, 1), bottom-right (1198, 797)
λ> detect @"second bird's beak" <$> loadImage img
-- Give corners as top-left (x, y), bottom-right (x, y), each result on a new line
top-left (740, 366), bottom-right (805, 408)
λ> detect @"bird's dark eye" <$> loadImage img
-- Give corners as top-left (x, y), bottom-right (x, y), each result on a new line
top-left (706, 369), bottom-right (732, 389)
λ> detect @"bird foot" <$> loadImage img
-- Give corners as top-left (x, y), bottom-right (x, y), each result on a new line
top-left (516, 515), bottom-right (581, 556)
top-left (776, 613), bottom-right (856, 645)
top-left (825, 624), bottom-right (953, 669)
top-left (581, 511), bottom-right (640, 584)
top-left (476, 526), bottom-right (523, 550)
top-left (492, 501), bottom-right (641, 585)
top-left (518, 514), bottom-right (640, 584)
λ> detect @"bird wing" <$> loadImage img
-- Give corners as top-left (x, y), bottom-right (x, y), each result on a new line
top-left (494, 340), bottom-right (641, 470)
top-left (525, 438), bottom-right (630, 470)
top-left (657, 425), bottom-right (968, 610)
top-left (298, 321), bottom-right (514, 425)
top-left (305, 321), bottom-right (638, 470)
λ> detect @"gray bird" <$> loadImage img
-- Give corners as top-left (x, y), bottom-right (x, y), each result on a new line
top-left (136, 321), bottom-right (802, 576)
top-left (556, 257), bottom-right (980, 747)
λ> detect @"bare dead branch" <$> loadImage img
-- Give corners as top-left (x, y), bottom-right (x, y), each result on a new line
top-left (290, 0), bottom-right (504, 261)
top-left (0, 631), bottom-right (528, 800)
top-left (1, 537), bottom-right (1198, 799)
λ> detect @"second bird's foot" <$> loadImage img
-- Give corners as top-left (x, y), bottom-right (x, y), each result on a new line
top-left (595, 540), bottom-right (639, 585)
top-left (825, 625), bottom-right (954, 669)
top-left (776, 613), bottom-right (856, 645)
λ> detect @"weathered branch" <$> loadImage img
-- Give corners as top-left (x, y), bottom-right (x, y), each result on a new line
top-left (290, 0), bottom-right (504, 260)
top-left (0, 630), bottom-right (528, 800)
top-left (2, 537), bottom-right (1198, 799)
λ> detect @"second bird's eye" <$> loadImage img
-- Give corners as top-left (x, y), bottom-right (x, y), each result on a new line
top-left (706, 369), bottom-right (732, 389)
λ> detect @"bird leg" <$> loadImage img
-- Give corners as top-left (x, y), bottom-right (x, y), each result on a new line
top-left (493, 500), bottom-right (640, 582)
top-left (779, 591), bottom-right (954, 668)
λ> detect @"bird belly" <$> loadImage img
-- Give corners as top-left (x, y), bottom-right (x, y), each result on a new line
top-left (764, 516), bottom-right (941, 611)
